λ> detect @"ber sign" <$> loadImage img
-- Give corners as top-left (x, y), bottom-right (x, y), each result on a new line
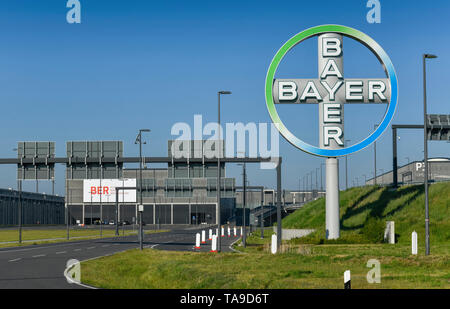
top-left (83, 179), bottom-right (136, 203)
top-left (265, 25), bottom-right (398, 239)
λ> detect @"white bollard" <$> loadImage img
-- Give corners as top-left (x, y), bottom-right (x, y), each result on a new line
top-left (201, 230), bottom-right (206, 244)
top-left (240, 226), bottom-right (243, 237)
top-left (344, 270), bottom-right (351, 289)
top-left (216, 228), bottom-right (219, 237)
top-left (221, 226), bottom-right (225, 237)
top-left (234, 227), bottom-right (237, 237)
top-left (210, 235), bottom-right (217, 252)
top-left (227, 227), bottom-right (231, 237)
top-left (412, 231), bottom-right (418, 255)
top-left (209, 229), bottom-right (212, 240)
top-left (195, 233), bottom-right (201, 249)
top-left (271, 234), bottom-right (277, 254)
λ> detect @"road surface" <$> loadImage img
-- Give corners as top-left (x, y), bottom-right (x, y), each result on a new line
top-left (0, 227), bottom-right (240, 289)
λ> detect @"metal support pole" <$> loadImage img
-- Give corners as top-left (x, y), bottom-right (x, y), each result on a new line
top-left (325, 158), bottom-right (340, 239)
top-left (305, 175), bottom-right (308, 201)
top-left (392, 127), bottom-right (398, 187)
top-left (67, 188), bottom-right (70, 240)
top-left (217, 93), bottom-right (222, 252)
top-left (100, 171), bottom-right (102, 238)
top-left (18, 180), bottom-right (22, 244)
top-left (139, 132), bottom-right (143, 250)
top-left (276, 160), bottom-right (282, 250)
top-left (320, 163), bottom-right (324, 191)
top-left (423, 54), bottom-right (435, 256)
top-left (260, 188), bottom-right (264, 239)
top-left (115, 190), bottom-right (119, 236)
top-left (374, 141), bottom-right (377, 185)
top-left (315, 168), bottom-right (318, 191)
top-left (242, 163), bottom-right (246, 248)
top-left (345, 139), bottom-right (350, 190)
top-left (345, 155), bottom-right (348, 189)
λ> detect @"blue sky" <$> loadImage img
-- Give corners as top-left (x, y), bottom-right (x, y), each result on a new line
top-left (0, 0), bottom-right (448, 194)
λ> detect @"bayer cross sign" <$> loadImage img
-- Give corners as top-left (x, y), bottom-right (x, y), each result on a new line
top-left (265, 25), bottom-right (398, 239)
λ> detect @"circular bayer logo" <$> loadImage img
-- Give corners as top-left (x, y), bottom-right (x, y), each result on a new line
top-left (265, 24), bottom-right (398, 157)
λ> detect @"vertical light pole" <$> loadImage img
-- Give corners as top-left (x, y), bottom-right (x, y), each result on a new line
top-left (135, 129), bottom-right (150, 250)
top-left (374, 125), bottom-right (378, 185)
top-left (18, 179), bottom-right (22, 244)
top-left (217, 90), bottom-right (231, 252)
top-left (305, 174), bottom-right (308, 201)
top-left (240, 162), bottom-right (247, 247)
top-left (345, 139), bottom-right (350, 190)
top-left (423, 53), bottom-right (436, 255)
top-left (320, 163), bottom-right (325, 191)
top-left (315, 167), bottom-right (319, 191)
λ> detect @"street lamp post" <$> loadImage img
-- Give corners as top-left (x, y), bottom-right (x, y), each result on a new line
top-left (242, 163), bottom-right (247, 247)
top-left (320, 163), bottom-right (325, 191)
top-left (423, 53), bottom-right (437, 255)
top-left (345, 139), bottom-right (350, 190)
top-left (217, 91), bottom-right (231, 252)
top-left (305, 174), bottom-right (308, 201)
top-left (135, 129), bottom-right (150, 250)
top-left (374, 125), bottom-right (378, 185)
top-left (315, 167), bottom-right (319, 191)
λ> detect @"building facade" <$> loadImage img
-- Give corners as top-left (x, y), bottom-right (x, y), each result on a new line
top-left (366, 158), bottom-right (450, 185)
top-left (0, 188), bottom-right (64, 225)
top-left (65, 140), bottom-right (236, 226)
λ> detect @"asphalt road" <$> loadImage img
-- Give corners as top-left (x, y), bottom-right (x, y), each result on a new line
top-left (0, 226), bottom-right (240, 289)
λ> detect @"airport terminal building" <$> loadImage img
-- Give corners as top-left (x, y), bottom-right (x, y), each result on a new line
top-left (65, 140), bottom-right (236, 226)
top-left (1, 139), bottom-right (313, 227)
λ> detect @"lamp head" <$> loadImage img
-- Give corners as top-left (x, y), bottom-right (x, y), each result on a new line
top-left (424, 54), bottom-right (437, 59)
top-left (218, 91), bottom-right (232, 95)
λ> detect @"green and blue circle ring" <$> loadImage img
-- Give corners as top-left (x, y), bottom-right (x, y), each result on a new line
top-left (265, 24), bottom-right (398, 157)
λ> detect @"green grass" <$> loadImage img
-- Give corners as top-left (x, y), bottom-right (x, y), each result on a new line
top-left (81, 234), bottom-right (449, 289)
top-left (282, 182), bottom-right (450, 251)
top-left (80, 183), bottom-right (450, 289)
top-left (0, 228), bottom-right (167, 248)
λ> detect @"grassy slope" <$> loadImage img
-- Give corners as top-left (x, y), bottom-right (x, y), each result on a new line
top-left (282, 182), bottom-right (450, 250)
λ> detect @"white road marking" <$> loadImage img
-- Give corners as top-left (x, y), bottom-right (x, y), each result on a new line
top-left (74, 249), bottom-right (81, 252)
top-left (8, 258), bottom-right (21, 262)
top-left (87, 247), bottom-right (95, 250)
top-left (101, 245), bottom-right (110, 247)
top-left (56, 251), bottom-right (67, 254)
top-left (32, 254), bottom-right (46, 258)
